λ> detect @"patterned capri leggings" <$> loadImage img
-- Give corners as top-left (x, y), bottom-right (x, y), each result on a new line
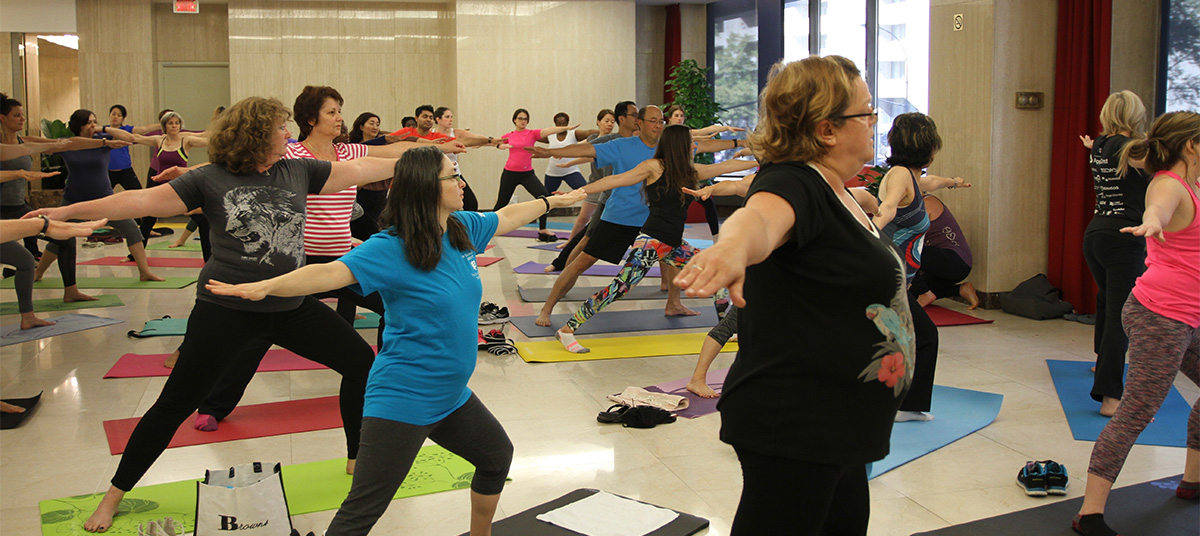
top-left (1088, 293), bottom-right (1200, 482)
top-left (567, 236), bottom-right (723, 330)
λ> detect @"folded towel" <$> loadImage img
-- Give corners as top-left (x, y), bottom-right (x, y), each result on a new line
top-left (608, 386), bottom-right (689, 411)
top-left (535, 491), bottom-right (679, 536)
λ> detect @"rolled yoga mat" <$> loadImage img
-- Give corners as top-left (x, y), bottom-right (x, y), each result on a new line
top-left (509, 305), bottom-right (721, 338)
top-left (644, 368), bottom-right (730, 419)
top-left (925, 304), bottom-right (993, 326)
top-left (0, 277), bottom-right (197, 289)
top-left (518, 284), bottom-right (674, 302)
top-left (1, 314), bottom-right (123, 347)
top-left (0, 294), bottom-right (123, 315)
top-left (39, 445), bottom-right (479, 536)
top-left (910, 473), bottom-right (1197, 536)
top-left (516, 332), bottom-right (737, 363)
top-left (1047, 359), bottom-right (1190, 447)
top-left (463, 488), bottom-right (708, 536)
top-left (866, 385), bottom-right (1003, 479)
top-left (513, 261), bottom-right (661, 278)
top-left (79, 256), bottom-right (206, 268)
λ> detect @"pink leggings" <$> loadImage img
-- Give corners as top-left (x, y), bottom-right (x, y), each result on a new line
top-left (1088, 294), bottom-right (1200, 482)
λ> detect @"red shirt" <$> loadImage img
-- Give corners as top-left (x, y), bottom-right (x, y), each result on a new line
top-left (388, 127), bottom-right (454, 142)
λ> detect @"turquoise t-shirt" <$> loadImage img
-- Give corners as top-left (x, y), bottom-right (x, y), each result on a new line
top-left (339, 211), bottom-right (499, 425)
top-left (595, 136), bottom-right (657, 227)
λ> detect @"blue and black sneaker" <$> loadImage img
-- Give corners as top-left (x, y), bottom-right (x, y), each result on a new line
top-left (1017, 461), bottom-right (1048, 497)
top-left (1042, 460), bottom-right (1068, 495)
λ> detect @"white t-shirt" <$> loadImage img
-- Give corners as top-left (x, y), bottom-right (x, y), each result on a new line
top-left (545, 129), bottom-right (581, 177)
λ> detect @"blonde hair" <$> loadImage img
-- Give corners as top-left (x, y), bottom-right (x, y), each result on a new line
top-left (748, 55), bottom-right (861, 164)
top-left (159, 111), bottom-right (183, 132)
top-left (1119, 111), bottom-right (1200, 175)
top-left (207, 97), bottom-right (292, 175)
top-left (1099, 91), bottom-right (1146, 137)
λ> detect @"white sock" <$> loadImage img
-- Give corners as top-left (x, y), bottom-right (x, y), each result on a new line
top-left (895, 410), bottom-right (934, 422)
top-left (556, 329), bottom-right (590, 353)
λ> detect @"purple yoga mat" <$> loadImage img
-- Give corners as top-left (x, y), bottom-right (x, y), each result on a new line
top-left (644, 367), bottom-right (729, 419)
top-left (500, 229), bottom-right (572, 239)
top-left (512, 261), bottom-right (661, 278)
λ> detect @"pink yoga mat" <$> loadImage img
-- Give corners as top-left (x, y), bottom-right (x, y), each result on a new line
top-left (925, 304), bottom-right (993, 327)
top-left (512, 261), bottom-right (661, 278)
top-left (103, 396), bottom-right (343, 455)
top-left (477, 256), bottom-right (503, 267)
top-left (103, 347), bottom-right (380, 378)
top-left (644, 368), bottom-right (729, 419)
top-left (80, 256), bottom-right (206, 268)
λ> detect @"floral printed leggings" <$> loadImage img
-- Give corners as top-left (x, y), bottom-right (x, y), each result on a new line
top-left (1088, 293), bottom-right (1200, 482)
top-left (567, 236), bottom-right (717, 330)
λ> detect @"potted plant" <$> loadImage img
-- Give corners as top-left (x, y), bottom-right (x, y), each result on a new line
top-left (665, 59), bottom-right (728, 165)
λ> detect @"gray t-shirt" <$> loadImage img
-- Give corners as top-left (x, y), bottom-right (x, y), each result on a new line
top-left (588, 133), bottom-right (622, 204)
top-left (169, 158), bottom-right (332, 312)
top-left (1, 138), bottom-right (33, 207)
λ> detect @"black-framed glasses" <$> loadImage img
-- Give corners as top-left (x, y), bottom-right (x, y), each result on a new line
top-left (438, 173), bottom-right (464, 183)
top-left (833, 108), bottom-right (880, 122)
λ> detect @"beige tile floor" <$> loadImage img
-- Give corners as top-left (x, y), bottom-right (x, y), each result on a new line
top-left (1, 218), bottom-right (1197, 535)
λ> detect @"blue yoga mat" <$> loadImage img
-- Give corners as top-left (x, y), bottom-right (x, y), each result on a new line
top-left (526, 239), bottom-right (715, 253)
top-left (1047, 359), bottom-right (1191, 448)
top-left (509, 305), bottom-right (721, 338)
top-left (867, 385), bottom-right (1004, 479)
top-left (354, 312), bottom-right (381, 329)
top-left (1, 314), bottom-right (124, 347)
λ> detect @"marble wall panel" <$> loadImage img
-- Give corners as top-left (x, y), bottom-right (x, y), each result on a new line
top-left (37, 40), bottom-right (80, 126)
top-left (1, 33), bottom-right (14, 97)
top-left (153, 2), bottom-right (229, 63)
top-left (1110, 0), bottom-right (1159, 113)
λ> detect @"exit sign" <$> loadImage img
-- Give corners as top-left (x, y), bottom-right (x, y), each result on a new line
top-left (174, 0), bottom-right (198, 14)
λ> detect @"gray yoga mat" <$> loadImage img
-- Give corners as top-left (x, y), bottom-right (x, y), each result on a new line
top-left (912, 474), bottom-right (1198, 536)
top-left (460, 488), bottom-right (708, 536)
top-left (1, 314), bottom-right (123, 347)
top-left (518, 285), bottom-right (673, 302)
top-left (513, 261), bottom-right (662, 278)
top-left (500, 229), bottom-right (571, 239)
top-left (509, 305), bottom-right (719, 338)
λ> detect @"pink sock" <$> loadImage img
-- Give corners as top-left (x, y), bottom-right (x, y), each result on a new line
top-left (194, 414), bottom-right (218, 432)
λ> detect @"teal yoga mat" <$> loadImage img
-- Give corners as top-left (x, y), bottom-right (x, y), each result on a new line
top-left (1047, 359), bottom-right (1190, 447)
top-left (867, 385), bottom-right (1004, 479)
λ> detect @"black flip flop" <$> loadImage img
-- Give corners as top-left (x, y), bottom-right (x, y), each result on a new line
top-left (597, 404), bottom-right (630, 424)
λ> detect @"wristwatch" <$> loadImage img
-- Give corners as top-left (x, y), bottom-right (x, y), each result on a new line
top-left (35, 214), bottom-right (50, 239)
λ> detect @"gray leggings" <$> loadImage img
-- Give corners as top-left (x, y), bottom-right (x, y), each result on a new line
top-left (1, 240), bottom-right (37, 313)
top-left (709, 307), bottom-right (739, 345)
top-left (45, 218), bottom-right (142, 255)
top-left (326, 393), bottom-right (513, 535)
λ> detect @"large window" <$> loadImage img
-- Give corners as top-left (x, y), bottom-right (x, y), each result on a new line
top-left (711, 4), bottom-right (759, 133)
top-left (1163, 0), bottom-right (1199, 113)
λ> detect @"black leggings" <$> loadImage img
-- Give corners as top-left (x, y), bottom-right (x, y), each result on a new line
top-left (108, 168), bottom-right (142, 192)
top-left (698, 197), bottom-right (720, 236)
top-left (909, 247), bottom-right (971, 299)
top-left (110, 297), bottom-right (373, 491)
top-left (731, 447), bottom-right (869, 536)
top-left (493, 169), bottom-right (547, 230)
top-left (900, 288), bottom-right (939, 413)
top-left (1083, 224), bottom-right (1146, 402)
top-left (197, 255), bottom-right (385, 421)
top-left (137, 168), bottom-right (165, 247)
top-left (0, 203), bottom-right (78, 287)
top-left (326, 395), bottom-right (513, 535)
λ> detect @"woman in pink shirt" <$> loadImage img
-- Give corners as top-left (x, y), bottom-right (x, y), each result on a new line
top-left (493, 108), bottom-right (575, 241)
top-left (1074, 111), bottom-right (1200, 536)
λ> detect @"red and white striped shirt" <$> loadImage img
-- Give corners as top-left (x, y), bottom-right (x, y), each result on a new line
top-left (284, 142), bottom-right (370, 256)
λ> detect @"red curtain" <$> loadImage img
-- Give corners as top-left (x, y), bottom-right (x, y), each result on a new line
top-left (664, 4), bottom-right (682, 104)
top-left (1047, 0), bottom-right (1111, 314)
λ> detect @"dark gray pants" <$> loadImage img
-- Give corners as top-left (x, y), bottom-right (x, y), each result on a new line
top-left (1, 240), bottom-right (36, 313)
top-left (326, 394), bottom-right (513, 535)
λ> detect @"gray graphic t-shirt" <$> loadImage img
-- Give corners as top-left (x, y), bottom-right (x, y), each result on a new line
top-left (169, 158), bottom-right (331, 312)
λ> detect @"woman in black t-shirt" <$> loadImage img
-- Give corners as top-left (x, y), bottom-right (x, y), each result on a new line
top-left (674, 55), bottom-right (914, 536)
top-left (1079, 90), bottom-right (1150, 417)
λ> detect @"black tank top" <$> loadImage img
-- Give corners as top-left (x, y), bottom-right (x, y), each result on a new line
top-left (638, 176), bottom-right (693, 247)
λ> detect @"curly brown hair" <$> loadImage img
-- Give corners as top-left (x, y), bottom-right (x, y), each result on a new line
top-left (748, 55), bottom-right (861, 165)
top-left (293, 85), bottom-right (343, 141)
top-left (208, 97), bottom-right (292, 175)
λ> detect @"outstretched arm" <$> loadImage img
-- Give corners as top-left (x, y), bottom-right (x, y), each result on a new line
top-left (323, 157), bottom-right (400, 194)
top-left (0, 170), bottom-right (59, 184)
top-left (694, 137), bottom-right (746, 154)
top-left (692, 124), bottom-right (745, 137)
top-left (364, 140), bottom-right (454, 159)
top-left (24, 182), bottom-right (188, 221)
top-left (495, 190), bottom-right (587, 235)
top-left (918, 173), bottom-right (969, 192)
top-left (100, 125), bottom-right (162, 148)
top-left (536, 124), bottom-right (579, 141)
top-left (527, 142), bottom-right (596, 160)
top-left (579, 161), bottom-right (655, 196)
top-left (693, 157), bottom-right (759, 182)
top-left (0, 139), bottom-right (70, 158)
top-left (208, 262), bottom-right (358, 301)
top-left (0, 217), bottom-right (108, 242)
top-left (872, 167), bottom-right (911, 228)
top-left (1122, 174), bottom-right (1188, 242)
top-left (683, 173), bottom-right (758, 200)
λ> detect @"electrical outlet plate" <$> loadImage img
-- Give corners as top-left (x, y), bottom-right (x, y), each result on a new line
top-left (1015, 92), bottom-right (1045, 110)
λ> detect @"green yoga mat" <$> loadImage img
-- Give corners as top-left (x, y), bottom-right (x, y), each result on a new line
top-left (146, 241), bottom-right (202, 252)
top-left (1, 277), bottom-right (197, 290)
top-left (0, 295), bottom-right (124, 315)
top-left (39, 446), bottom-right (477, 535)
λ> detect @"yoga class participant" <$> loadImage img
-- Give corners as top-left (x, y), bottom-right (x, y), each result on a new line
top-left (349, 111), bottom-right (405, 226)
top-left (663, 104), bottom-right (746, 239)
top-left (433, 105), bottom-right (510, 212)
top-left (494, 108), bottom-right (576, 241)
top-left (208, 146), bottom-right (587, 536)
top-left (911, 194), bottom-right (978, 309)
top-left (551, 108), bottom-right (616, 250)
top-left (1074, 110), bottom-right (1200, 536)
top-left (873, 112), bottom-right (968, 423)
top-left (553, 124), bottom-right (758, 353)
top-left (105, 104), bottom-right (161, 192)
top-left (673, 55), bottom-right (914, 535)
top-left (27, 96), bottom-right (402, 533)
top-left (543, 112), bottom-right (601, 196)
top-left (0, 214), bottom-right (108, 333)
top-left (1080, 91), bottom-right (1151, 417)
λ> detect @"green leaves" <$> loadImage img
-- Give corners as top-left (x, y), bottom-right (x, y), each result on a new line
top-left (666, 59), bottom-right (725, 130)
top-left (40, 509), bottom-right (76, 525)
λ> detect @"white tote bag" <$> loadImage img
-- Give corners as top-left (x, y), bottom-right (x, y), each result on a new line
top-left (194, 462), bottom-right (291, 536)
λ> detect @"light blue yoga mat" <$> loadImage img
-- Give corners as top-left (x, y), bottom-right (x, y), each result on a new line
top-left (867, 385), bottom-right (1004, 479)
top-left (354, 312), bottom-right (381, 329)
top-left (132, 314), bottom-right (382, 337)
top-left (1, 314), bottom-right (124, 347)
top-left (1047, 359), bottom-right (1190, 447)
top-left (526, 237), bottom-right (714, 252)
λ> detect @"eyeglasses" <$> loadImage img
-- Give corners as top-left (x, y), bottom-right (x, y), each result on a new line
top-left (515, 117), bottom-right (529, 121)
top-left (833, 108), bottom-right (880, 123)
top-left (438, 173), bottom-right (464, 183)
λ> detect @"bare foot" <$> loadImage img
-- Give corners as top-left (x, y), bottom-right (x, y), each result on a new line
top-left (660, 281), bottom-right (669, 291)
top-left (140, 271), bottom-right (166, 282)
top-left (917, 291), bottom-right (937, 307)
top-left (84, 488), bottom-right (124, 533)
top-left (534, 313), bottom-right (552, 327)
top-left (167, 242), bottom-right (183, 248)
top-left (346, 458), bottom-right (356, 475)
top-left (555, 242), bottom-right (566, 249)
top-left (63, 288), bottom-right (99, 303)
top-left (163, 350), bottom-right (180, 368)
top-left (664, 304), bottom-right (701, 317)
top-left (543, 264), bottom-right (557, 273)
top-left (686, 379), bottom-right (719, 398)
top-left (960, 282), bottom-right (980, 310)
top-left (20, 313), bottom-right (56, 330)
top-left (1, 401), bottom-right (26, 413)
top-left (1099, 396), bottom-right (1121, 417)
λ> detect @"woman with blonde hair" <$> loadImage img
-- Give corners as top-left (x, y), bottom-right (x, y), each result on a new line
top-left (1079, 91), bottom-right (1151, 417)
top-left (1074, 110), bottom-right (1200, 536)
top-left (673, 56), bottom-right (914, 535)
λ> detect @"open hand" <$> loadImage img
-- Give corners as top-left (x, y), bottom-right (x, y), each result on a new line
top-left (1121, 221), bottom-right (1164, 242)
top-left (673, 242), bottom-right (747, 307)
top-left (1079, 135), bottom-right (1094, 150)
top-left (152, 165), bottom-right (187, 183)
top-left (46, 218), bottom-right (109, 240)
top-left (206, 280), bottom-right (272, 301)
top-left (524, 146), bottom-right (551, 159)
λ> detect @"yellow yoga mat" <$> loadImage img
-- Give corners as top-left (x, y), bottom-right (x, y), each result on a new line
top-left (516, 332), bottom-right (738, 363)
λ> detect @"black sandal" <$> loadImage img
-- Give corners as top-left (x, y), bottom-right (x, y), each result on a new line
top-left (597, 404), bottom-right (630, 424)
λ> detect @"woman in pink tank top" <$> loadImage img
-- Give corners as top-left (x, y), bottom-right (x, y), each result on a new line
top-left (1075, 111), bottom-right (1200, 536)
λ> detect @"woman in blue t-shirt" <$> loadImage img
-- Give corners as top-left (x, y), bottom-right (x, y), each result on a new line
top-left (209, 146), bottom-right (585, 535)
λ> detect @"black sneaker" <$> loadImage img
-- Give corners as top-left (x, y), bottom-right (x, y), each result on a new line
top-left (478, 302), bottom-right (510, 325)
top-left (1017, 461), bottom-right (1048, 497)
top-left (482, 328), bottom-right (506, 344)
top-left (537, 232), bottom-right (559, 242)
top-left (1042, 460), bottom-right (1068, 495)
